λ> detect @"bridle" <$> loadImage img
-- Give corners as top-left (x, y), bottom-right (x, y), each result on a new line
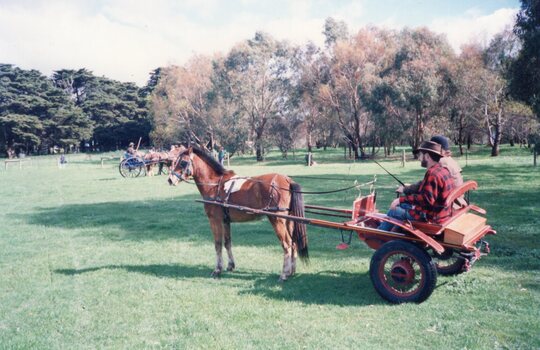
top-left (171, 154), bottom-right (194, 183)
top-left (170, 153), bottom-right (220, 187)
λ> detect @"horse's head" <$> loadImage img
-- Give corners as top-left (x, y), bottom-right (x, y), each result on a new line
top-left (168, 147), bottom-right (194, 186)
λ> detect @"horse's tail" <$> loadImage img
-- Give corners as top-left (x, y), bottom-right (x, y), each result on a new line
top-left (290, 182), bottom-right (309, 261)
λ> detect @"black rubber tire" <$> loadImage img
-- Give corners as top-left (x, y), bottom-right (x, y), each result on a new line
top-left (433, 249), bottom-right (467, 276)
top-left (370, 240), bottom-right (437, 304)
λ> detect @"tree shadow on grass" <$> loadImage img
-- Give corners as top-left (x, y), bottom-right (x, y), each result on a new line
top-left (26, 196), bottom-right (211, 242)
top-left (54, 263), bottom-right (385, 306)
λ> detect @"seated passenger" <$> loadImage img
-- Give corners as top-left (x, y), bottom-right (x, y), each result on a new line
top-left (125, 142), bottom-right (136, 159)
top-left (379, 141), bottom-right (455, 231)
top-left (397, 135), bottom-right (463, 195)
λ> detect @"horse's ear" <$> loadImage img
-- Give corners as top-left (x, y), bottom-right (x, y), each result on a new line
top-left (187, 146), bottom-right (193, 154)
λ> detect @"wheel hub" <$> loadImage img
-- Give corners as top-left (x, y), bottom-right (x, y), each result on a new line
top-left (390, 258), bottom-right (415, 285)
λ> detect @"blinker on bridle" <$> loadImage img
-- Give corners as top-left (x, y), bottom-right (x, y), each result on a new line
top-left (172, 157), bottom-right (193, 181)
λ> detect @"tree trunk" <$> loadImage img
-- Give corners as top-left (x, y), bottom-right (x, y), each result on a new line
top-left (491, 125), bottom-right (501, 156)
top-left (256, 142), bottom-right (264, 161)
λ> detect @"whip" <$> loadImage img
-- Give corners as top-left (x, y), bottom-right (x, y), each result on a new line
top-left (371, 159), bottom-right (405, 186)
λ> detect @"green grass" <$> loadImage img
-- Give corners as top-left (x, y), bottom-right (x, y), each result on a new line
top-left (1, 146), bottom-right (539, 349)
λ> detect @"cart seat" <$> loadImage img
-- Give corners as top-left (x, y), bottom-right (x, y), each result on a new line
top-left (411, 180), bottom-right (485, 236)
top-left (351, 193), bottom-right (377, 220)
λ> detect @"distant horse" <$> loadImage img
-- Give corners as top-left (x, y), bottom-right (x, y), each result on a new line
top-left (168, 146), bottom-right (308, 281)
top-left (144, 146), bottom-right (186, 176)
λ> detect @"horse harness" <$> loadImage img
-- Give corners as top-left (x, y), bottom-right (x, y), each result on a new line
top-left (207, 175), bottom-right (289, 224)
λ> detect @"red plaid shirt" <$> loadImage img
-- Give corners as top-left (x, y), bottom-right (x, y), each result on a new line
top-left (399, 163), bottom-right (454, 222)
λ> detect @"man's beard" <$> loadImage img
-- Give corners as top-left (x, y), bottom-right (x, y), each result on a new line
top-left (421, 159), bottom-right (428, 168)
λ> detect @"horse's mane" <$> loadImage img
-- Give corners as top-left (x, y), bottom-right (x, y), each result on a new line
top-left (184, 146), bottom-right (233, 176)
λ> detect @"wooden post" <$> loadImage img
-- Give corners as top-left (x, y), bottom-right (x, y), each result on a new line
top-left (401, 149), bottom-right (405, 167)
top-left (465, 148), bottom-right (468, 168)
top-left (534, 149), bottom-right (537, 167)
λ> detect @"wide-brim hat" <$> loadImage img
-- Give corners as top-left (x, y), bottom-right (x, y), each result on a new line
top-left (129, 142), bottom-right (135, 146)
top-left (415, 140), bottom-right (443, 157)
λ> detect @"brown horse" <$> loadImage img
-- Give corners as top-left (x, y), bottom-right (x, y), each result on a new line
top-left (144, 146), bottom-right (186, 176)
top-left (168, 146), bottom-right (308, 281)
top-left (144, 151), bottom-right (167, 176)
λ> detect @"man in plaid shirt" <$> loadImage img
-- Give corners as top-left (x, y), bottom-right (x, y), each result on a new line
top-left (378, 140), bottom-right (455, 231)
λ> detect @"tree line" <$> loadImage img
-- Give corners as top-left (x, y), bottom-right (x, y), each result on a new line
top-left (0, 66), bottom-right (151, 155)
top-left (1, 2), bottom-right (539, 159)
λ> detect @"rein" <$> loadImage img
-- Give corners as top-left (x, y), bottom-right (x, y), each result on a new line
top-left (171, 151), bottom-right (376, 195)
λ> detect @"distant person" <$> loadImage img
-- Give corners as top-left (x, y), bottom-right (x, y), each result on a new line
top-left (6, 147), bottom-right (15, 159)
top-left (59, 154), bottom-right (67, 168)
top-left (218, 146), bottom-right (226, 165)
top-left (125, 142), bottom-right (136, 158)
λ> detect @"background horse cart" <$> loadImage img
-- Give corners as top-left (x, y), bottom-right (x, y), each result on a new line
top-left (199, 180), bottom-right (495, 303)
top-left (118, 152), bottom-right (170, 178)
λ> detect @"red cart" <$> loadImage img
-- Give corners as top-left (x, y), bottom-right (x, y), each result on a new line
top-left (198, 180), bottom-right (495, 303)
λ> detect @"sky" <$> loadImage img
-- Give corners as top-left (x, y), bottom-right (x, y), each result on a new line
top-left (0, 0), bottom-right (520, 86)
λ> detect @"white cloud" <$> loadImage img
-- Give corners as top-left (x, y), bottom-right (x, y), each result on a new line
top-left (430, 8), bottom-right (518, 52)
top-left (0, 1), bottom-right (520, 86)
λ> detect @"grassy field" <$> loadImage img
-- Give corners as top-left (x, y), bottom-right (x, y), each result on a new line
top-left (1, 146), bottom-right (539, 349)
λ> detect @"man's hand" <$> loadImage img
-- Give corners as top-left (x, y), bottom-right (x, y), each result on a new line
top-left (396, 185), bottom-right (404, 194)
top-left (390, 198), bottom-right (400, 210)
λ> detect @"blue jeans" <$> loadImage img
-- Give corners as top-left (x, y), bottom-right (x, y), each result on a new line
top-left (378, 203), bottom-right (416, 231)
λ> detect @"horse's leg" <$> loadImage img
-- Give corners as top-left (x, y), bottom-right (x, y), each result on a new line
top-left (224, 221), bottom-right (235, 272)
top-left (269, 217), bottom-right (293, 282)
top-left (208, 217), bottom-right (224, 277)
top-left (287, 219), bottom-right (297, 275)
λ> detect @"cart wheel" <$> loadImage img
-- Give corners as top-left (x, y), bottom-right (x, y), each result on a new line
top-left (370, 240), bottom-right (437, 303)
top-left (432, 249), bottom-right (466, 276)
top-left (119, 157), bottom-right (145, 178)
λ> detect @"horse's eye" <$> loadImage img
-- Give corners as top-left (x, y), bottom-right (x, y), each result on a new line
top-left (180, 160), bottom-right (189, 168)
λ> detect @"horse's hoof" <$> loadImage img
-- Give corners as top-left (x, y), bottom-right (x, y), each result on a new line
top-left (211, 270), bottom-right (221, 278)
top-left (226, 263), bottom-right (235, 272)
top-left (278, 276), bottom-right (287, 283)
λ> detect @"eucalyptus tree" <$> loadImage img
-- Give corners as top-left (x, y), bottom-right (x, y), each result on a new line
top-left (386, 28), bottom-right (455, 152)
top-left (444, 46), bottom-right (484, 154)
top-left (149, 55), bottom-right (214, 148)
top-left (318, 27), bottom-right (395, 159)
top-left (323, 17), bottom-right (349, 48)
top-left (294, 42), bottom-right (338, 152)
top-left (504, 101), bottom-right (538, 146)
top-left (213, 32), bottom-right (295, 161)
